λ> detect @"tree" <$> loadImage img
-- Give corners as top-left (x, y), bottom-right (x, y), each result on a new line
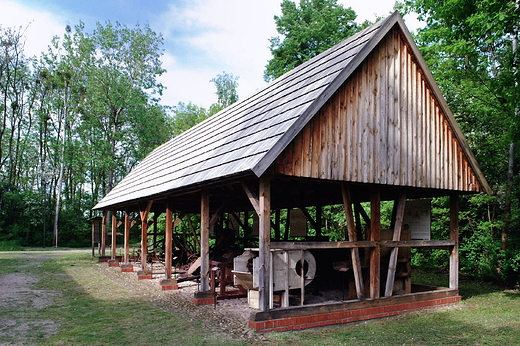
top-left (209, 71), bottom-right (239, 115)
top-left (399, 0), bottom-right (520, 284)
top-left (171, 102), bottom-right (209, 136)
top-left (264, 0), bottom-right (363, 81)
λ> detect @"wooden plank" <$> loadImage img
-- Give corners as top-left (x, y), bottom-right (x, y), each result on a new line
top-left (200, 189), bottom-right (210, 292)
top-left (369, 188), bottom-right (381, 299)
top-left (165, 200), bottom-right (173, 279)
top-left (139, 200), bottom-right (153, 271)
top-left (101, 210), bottom-right (107, 257)
top-left (380, 240), bottom-right (455, 248)
top-left (258, 177), bottom-right (271, 311)
top-left (385, 192), bottom-right (407, 297)
top-left (241, 181), bottom-right (260, 215)
top-left (251, 288), bottom-right (460, 321)
top-left (341, 183), bottom-right (365, 300)
top-left (124, 211), bottom-right (130, 263)
top-left (450, 195), bottom-right (459, 289)
top-left (271, 241), bottom-right (377, 250)
top-left (270, 240), bottom-right (454, 250)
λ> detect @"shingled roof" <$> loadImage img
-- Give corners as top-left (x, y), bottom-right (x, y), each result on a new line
top-left (94, 12), bottom-right (490, 211)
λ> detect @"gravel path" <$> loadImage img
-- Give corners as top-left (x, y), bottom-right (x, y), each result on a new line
top-left (0, 253), bottom-right (60, 344)
top-left (96, 261), bottom-right (269, 343)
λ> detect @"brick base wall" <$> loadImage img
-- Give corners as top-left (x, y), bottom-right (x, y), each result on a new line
top-left (249, 296), bottom-right (461, 333)
top-left (193, 297), bottom-right (216, 305)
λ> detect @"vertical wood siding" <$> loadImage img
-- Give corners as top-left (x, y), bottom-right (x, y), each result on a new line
top-left (275, 28), bottom-right (483, 193)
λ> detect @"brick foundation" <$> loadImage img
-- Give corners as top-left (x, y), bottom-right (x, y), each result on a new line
top-left (120, 264), bottom-right (134, 272)
top-left (159, 279), bottom-right (178, 290)
top-left (107, 259), bottom-right (120, 267)
top-left (193, 291), bottom-right (216, 305)
top-left (136, 270), bottom-right (153, 280)
top-left (249, 295), bottom-right (461, 333)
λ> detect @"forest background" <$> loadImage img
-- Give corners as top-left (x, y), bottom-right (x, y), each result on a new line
top-left (1, 0), bottom-right (519, 287)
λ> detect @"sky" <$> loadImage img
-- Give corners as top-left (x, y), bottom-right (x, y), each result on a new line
top-left (0, 0), bottom-right (423, 110)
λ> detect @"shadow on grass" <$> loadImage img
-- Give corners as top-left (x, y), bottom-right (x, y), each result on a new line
top-left (0, 252), bottom-right (249, 346)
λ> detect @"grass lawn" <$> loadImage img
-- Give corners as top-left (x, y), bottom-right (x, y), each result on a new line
top-left (1, 252), bottom-right (519, 345)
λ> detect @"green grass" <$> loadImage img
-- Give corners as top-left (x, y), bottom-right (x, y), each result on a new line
top-left (0, 253), bottom-right (245, 346)
top-left (1, 252), bottom-right (519, 345)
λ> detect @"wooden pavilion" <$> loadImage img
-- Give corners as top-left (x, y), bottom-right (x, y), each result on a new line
top-left (94, 12), bottom-right (491, 332)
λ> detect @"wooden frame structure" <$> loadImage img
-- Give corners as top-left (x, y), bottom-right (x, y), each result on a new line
top-left (94, 12), bottom-right (491, 331)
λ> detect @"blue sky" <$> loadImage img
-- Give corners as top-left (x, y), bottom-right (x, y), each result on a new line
top-left (0, 0), bottom-right (422, 109)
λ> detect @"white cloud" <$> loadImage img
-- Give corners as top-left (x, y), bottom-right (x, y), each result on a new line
top-left (0, 0), bottom-right (65, 58)
top-left (0, 0), bottom-right (423, 110)
top-left (156, 0), bottom-right (282, 108)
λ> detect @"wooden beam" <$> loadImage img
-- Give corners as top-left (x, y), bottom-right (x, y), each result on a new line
top-left (450, 195), bottom-right (459, 289)
top-left (200, 189), bottom-right (210, 292)
top-left (341, 183), bottom-right (365, 300)
top-left (124, 211), bottom-right (130, 263)
top-left (369, 188), bottom-right (381, 299)
top-left (209, 201), bottom-right (226, 227)
top-left (111, 213), bottom-right (117, 260)
top-left (241, 181), bottom-right (260, 214)
top-left (139, 200), bottom-right (153, 271)
top-left (385, 192), bottom-right (407, 297)
top-left (270, 240), bottom-right (454, 250)
top-left (298, 207), bottom-right (318, 231)
top-left (258, 176), bottom-right (271, 311)
top-left (165, 200), bottom-right (173, 279)
top-left (101, 210), bottom-right (107, 257)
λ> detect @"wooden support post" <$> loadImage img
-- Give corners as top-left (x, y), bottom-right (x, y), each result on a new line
top-left (165, 200), bottom-right (173, 280)
top-left (341, 183), bottom-right (365, 300)
top-left (385, 192), bottom-right (407, 297)
top-left (101, 210), bottom-right (107, 256)
top-left (300, 249), bottom-right (305, 305)
top-left (200, 189), bottom-right (210, 292)
top-left (450, 195), bottom-right (459, 289)
top-left (258, 176), bottom-right (271, 311)
top-left (111, 213), bottom-right (117, 260)
top-left (369, 188), bottom-right (381, 299)
top-left (124, 211), bottom-right (130, 263)
top-left (139, 201), bottom-right (153, 271)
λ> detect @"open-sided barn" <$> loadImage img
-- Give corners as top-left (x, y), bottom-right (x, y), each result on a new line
top-left (94, 12), bottom-right (491, 332)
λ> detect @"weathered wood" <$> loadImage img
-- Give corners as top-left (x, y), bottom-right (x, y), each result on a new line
top-left (209, 202), bottom-right (226, 227)
top-left (139, 200), bottom-right (153, 271)
top-left (271, 241), bottom-right (377, 250)
top-left (271, 240), bottom-right (454, 250)
top-left (341, 183), bottom-right (365, 300)
top-left (298, 207), bottom-right (318, 231)
top-left (385, 192), bottom-right (407, 297)
top-left (251, 287), bottom-right (460, 321)
top-left (380, 240), bottom-right (455, 248)
top-left (165, 200), bottom-right (173, 279)
top-left (124, 211), bottom-right (130, 263)
top-left (241, 181), bottom-right (260, 214)
top-left (450, 195), bottom-right (459, 289)
top-left (258, 176), bottom-right (271, 311)
top-left (200, 190), bottom-right (210, 292)
top-left (101, 210), bottom-right (107, 257)
top-left (111, 213), bottom-right (117, 260)
top-left (369, 188), bottom-right (381, 299)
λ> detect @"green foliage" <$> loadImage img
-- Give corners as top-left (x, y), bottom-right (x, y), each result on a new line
top-left (265, 0), bottom-right (363, 81)
top-left (210, 71), bottom-right (239, 111)
top-left (0, 240), bottom-right (23, 251)
top-left (170, 102), bottom-right (209, 136)
top-left (398, 0), bottom-right (520, 283)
